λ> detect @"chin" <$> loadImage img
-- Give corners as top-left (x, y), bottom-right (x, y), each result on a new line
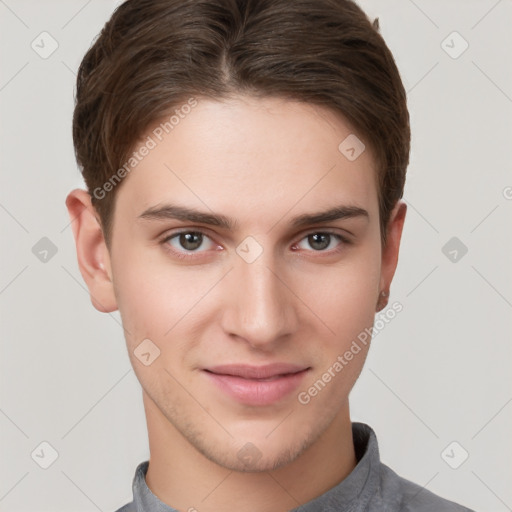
top-left (194, 428), bottom-right (316, 473)
top-left (209, 444), bottom-right (304, 473)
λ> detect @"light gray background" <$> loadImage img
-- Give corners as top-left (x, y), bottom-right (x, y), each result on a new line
top-left (1, 0), bottom-right (511, 511)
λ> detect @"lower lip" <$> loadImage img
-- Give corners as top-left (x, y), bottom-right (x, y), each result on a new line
top-left (204, 369), bottom-right (310, 406)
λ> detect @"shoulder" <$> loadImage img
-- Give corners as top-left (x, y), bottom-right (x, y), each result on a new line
top-left (374, 462), bottom-right (475, 512)
top-left (113, 502), bottom-right (135, 512)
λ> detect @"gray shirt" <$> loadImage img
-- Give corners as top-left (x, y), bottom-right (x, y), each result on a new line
top-left (116, 422), bottom-right (475, 511)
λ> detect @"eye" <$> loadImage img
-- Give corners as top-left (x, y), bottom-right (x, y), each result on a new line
top-left (163, 231), bottom-right (216, 253)
top-left (294, 232), bottom-right (346, 252)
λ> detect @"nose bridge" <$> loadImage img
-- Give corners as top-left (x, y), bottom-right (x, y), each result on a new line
top-left (223, 247), bottom-right (296, 347)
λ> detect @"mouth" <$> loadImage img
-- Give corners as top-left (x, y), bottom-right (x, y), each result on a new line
top-left (202, 364), bottom-right (311, 406)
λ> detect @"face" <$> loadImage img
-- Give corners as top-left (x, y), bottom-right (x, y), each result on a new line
top-left (74, 95), bottom-right (404, 472)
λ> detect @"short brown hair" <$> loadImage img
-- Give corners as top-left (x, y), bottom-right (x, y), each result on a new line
top-left (72, 0), bottom-right (410, 248)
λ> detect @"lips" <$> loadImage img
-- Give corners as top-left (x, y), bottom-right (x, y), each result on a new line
top-left (203, 363), bottom-right (310, 406)
top-left (206, 363), bottom-right (308, 379)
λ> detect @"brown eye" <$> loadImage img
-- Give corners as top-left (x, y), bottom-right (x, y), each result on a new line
top-left (293, 231), bottom-right (348, 253)
top-left (307, 233), bottom-right (331, 251)
top-left (164, 231), bottom-right (215, 253)
top-left (179, 232), bottom-right (203, 251)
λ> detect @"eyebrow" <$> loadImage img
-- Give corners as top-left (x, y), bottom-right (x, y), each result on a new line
top-left (137, 203), bottom-right (369, 230)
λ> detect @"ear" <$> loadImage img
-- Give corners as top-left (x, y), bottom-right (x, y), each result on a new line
top-left (377, 200), bottom-right (407, 311)
top-left (65, 189), bottom-right (118, 313)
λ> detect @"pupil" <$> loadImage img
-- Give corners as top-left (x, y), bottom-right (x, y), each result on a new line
top-left (309, 233), bottom-right (329, 250)
top-left (180, 232), bottom-right (202, 250)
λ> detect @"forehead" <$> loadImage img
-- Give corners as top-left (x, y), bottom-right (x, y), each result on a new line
top-left (114, 95), bottom-right (379, 226)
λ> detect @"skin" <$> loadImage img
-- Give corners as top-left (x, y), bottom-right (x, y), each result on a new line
top-left (66, 95), bottom-right (406, 512)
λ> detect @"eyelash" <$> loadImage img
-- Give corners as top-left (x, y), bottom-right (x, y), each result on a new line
top-left (160, 229), bottom-right (351, 260)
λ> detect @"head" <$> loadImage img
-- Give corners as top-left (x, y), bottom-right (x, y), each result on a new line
top-left (67, 0), bottom-right (409, 472)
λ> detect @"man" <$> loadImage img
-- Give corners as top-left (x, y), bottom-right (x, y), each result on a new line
top-left (66, 0), bottom-right (474, 510)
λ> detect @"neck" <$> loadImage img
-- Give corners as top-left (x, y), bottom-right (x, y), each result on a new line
top-left (143, 392), bottom-right (356, 512)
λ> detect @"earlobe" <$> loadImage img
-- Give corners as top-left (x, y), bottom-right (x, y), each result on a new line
top-left (65, 189), bottom-right (118, 313)
top-left (377, 200), bottom-right (407, 310)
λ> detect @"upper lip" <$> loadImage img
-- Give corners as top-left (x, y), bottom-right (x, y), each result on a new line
top-left (204, 363), bottom-right (309, 379)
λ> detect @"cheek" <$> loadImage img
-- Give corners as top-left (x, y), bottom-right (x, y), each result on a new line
top-left (111, 248), bottom-right (197, 343)
top-left (295, 244), bottom-right (381, 341)
top-left (111, 245), bottom-right (228, 360)
top-left (111, 254), bottom-right (209, 392)
top-left (295, 251), bottom-right (380, 405)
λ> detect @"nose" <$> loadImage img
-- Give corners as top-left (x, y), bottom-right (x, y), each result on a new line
top-left (220, 251), bottom-right (298, 350)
